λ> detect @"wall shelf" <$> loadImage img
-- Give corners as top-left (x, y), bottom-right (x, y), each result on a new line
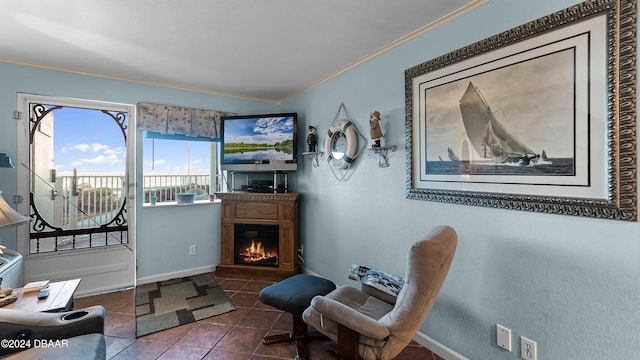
top-left (302, 151), bottom-right (324, 167)
top-left (367, 145), bottom-right (396, 167)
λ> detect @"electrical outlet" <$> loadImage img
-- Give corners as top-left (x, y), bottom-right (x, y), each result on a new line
top-left (521, 336), bottom-right (537, 360)
top-left (496, 324), bottom-right (512, 351)
top-left (189, 245), bottom-right (196, 256)
top-left (298, 244), bottom-right (304, 255)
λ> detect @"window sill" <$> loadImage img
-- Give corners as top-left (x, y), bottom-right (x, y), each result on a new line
top-left (143, 199), bottom-right (220, 208)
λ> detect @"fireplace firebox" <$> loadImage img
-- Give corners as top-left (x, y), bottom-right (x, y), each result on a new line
top-left (216, 192), bottom-right (300, 280)
top-left (234, 224), bottom-right (279, 266)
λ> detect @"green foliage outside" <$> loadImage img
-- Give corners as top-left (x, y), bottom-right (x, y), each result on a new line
top-left (224, 139), bottom-right (294, 154)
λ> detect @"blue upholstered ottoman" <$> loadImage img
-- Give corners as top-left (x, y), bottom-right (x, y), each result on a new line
top-left (259, 274), bottom-right (336, 359)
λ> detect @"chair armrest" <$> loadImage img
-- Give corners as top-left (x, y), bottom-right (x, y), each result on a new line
top-left (361, 284), bottom-right (397, 305)
top-left (310, 296), bottom-right (390, 341)
top-left (0, 305), bottom-right (105, 356)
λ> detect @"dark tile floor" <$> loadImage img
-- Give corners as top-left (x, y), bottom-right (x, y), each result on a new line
top-left (74, 273), bottom-right (443, 360)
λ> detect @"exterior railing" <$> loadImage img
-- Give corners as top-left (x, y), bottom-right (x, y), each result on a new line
top-left (143, 174), bottom-right (212, 203)
top-left (31, 173), bottom-right (219, 254)
top-left (53, 175), bottom-right (126, 229)
top-left (50, 174), bottom-right (215, 230)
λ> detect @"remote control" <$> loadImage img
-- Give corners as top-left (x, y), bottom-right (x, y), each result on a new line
top-left (37, 288), bottom-right (50, 300)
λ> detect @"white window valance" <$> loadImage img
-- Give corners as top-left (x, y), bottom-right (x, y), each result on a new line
top-left (136, 102), bottom-right (235, 140)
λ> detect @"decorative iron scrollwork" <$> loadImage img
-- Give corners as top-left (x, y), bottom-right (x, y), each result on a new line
top-left (101, 110), bottom-right (128, 140)
top-left (28, 104), bottom-right (129, 247)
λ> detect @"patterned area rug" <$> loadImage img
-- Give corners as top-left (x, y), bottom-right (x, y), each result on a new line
top-left (135, 273), bottom-right (235, 337)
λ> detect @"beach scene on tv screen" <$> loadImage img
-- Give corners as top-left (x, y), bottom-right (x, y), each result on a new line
top-left (223, 116), bottom-right (295, 162)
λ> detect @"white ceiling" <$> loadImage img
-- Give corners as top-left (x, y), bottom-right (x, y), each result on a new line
top-left (0, 0), bottom-right (481, 103)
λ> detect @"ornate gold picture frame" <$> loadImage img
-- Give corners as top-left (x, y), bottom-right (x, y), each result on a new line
top-left (405, 0), bottom-right (637, 220)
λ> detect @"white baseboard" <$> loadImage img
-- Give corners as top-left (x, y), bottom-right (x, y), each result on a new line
top-left (413, 331), bottom-right (468, 360)
top-left (136, 265), bottom-right (216, 286)
top-left (75, 283), bottom-right (134, 298)
top-left (300, 267), bottom-right (321, 277)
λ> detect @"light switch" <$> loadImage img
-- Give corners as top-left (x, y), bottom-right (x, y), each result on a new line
top-left (496, 324), bottom-right (512, 351)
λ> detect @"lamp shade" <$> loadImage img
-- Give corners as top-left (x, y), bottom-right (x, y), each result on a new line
top-left (0, 191), bottom-right (29, 230)
top-left (0, 153), bottom-right (14, 168)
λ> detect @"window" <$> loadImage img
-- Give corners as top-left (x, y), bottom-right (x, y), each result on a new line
top-left (142, 131), bottom-right (219, 204)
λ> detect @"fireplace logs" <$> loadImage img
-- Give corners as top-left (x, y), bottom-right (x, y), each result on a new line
top-left (235, 224), bottom-right (279, 266)
top-left (237, 240), bottom-right (278, 265)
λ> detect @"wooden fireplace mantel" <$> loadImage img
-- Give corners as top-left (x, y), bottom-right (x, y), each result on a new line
top-left (215, 192), bottom-right (300, 280)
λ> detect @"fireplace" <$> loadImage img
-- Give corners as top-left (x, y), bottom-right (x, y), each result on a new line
top-left (216, 192), bottom-right (300, 280)
top-left (234, 224), bottom-right (279, 266)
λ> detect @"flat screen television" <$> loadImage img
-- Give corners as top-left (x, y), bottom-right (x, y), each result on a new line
top-left (220, 113), bottom-right (298, 172)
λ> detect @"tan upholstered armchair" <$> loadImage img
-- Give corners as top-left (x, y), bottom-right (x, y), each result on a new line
top-left (0, 305), bottom-right (106, 359)
top-left (303, 225), bottom-right (457, 360)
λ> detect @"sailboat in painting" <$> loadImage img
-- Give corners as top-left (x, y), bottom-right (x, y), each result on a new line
top-left (458, 82), bottom-right (541, 165)
top-left (447, 147), bottom-right (459, 161)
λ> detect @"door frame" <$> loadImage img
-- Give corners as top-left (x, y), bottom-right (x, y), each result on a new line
top-left (16, 93), bottom-right (136, 295)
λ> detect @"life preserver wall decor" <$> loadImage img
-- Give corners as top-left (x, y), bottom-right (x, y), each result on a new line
top-left (325, 119), bottom-right (358, 169)
top-left (323, 103), bottom-right (366, 181)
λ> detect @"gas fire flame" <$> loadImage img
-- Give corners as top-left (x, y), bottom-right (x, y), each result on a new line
top-left (240, 240), bottom-right (278, 264)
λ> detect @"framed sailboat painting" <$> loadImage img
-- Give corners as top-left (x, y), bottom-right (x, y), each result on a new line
top-left (405, 0), bottom-right (637, 220)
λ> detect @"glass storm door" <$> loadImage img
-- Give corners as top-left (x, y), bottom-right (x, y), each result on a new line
top-left (16, 94), bottom-right (136, 295)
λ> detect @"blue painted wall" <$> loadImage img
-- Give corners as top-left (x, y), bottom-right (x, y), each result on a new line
top-left (282, 0), bottom-right (640, 359)
top-left (0, 61), bottom-right (277, 278)
top-left (0, 0), bottom-right (638, 358)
